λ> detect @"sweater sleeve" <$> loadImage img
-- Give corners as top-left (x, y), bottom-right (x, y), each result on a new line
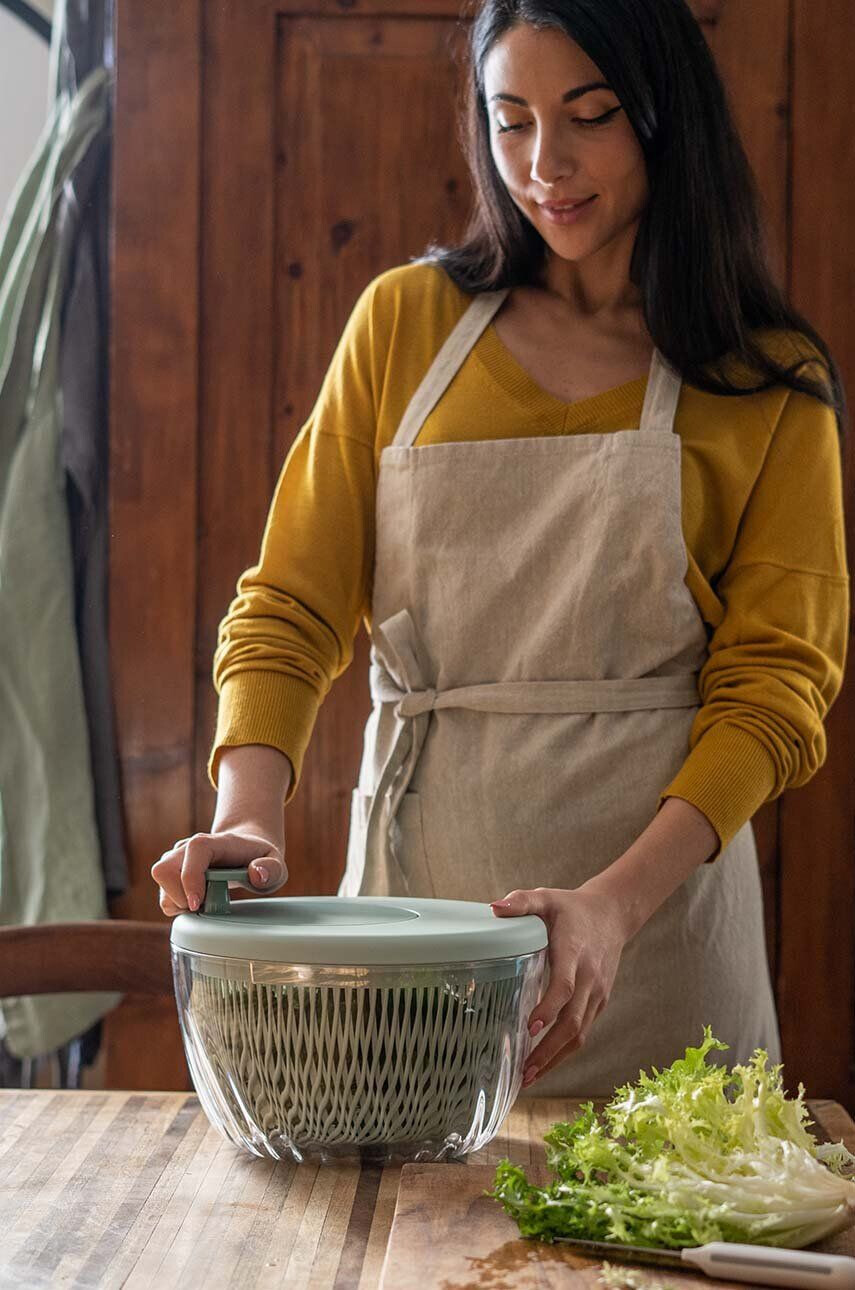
top-left (657, 375), bottom-right (850, 860)
top-left (207, 276), bottom-right (386, 803)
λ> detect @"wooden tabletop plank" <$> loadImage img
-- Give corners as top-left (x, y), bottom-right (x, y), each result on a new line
top-left (379, 1162), bottom-right (727, 1289)
top-left (92, 1099), bottom-right (211, 1288)
top-left (0, 1090), bottom-right (851, 1289)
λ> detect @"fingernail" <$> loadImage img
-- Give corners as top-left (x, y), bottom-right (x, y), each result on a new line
top-left (188, 894), bottom-right (199, 911)
top-left (490, 900), bottom-right (511, 909)
top-left (529, 1019), bottom-right (544, 1038)
top-left (522, 1066), bottom-right (537, 1086)
top-left (254, 864), bottom-right (269, 885)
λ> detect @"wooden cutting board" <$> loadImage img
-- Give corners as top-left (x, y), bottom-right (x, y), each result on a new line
top-left (379, 1099), bottom-right (855, 1290)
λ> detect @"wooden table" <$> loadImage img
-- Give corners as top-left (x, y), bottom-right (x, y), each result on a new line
top-left (1, 1089), bottom-right (853, 1289)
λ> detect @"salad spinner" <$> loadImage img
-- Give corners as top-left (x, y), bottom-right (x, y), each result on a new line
top-left (170, 867), bottom-right (548, 1164)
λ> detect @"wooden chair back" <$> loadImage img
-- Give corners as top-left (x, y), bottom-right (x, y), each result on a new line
top-left (0, 921), bottom-right (173, 998)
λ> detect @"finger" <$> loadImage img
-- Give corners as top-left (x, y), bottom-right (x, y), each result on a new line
top-left (527, 947), bottom-right (580, 1038)
top-left (490, 892), bottom-right (576, 1039)
top-left (154, 856), bottom-right (287, 918)
top-left (526, 989), bottom-right (603, 1085)
top-left (181, 835), bottom-right (286, 909)
top-left (151, 834), bottom-right (285, 911)
top-left (158, 888), bottom-right (184, 918)
top-left (533, 1008), bottom-right (599, 1083)
top-left (151, 843), bottom-right (192, 911)
top-left (523, 982), bottom-right (595, 1085)
top-left (489, 887), bottom-right (553, 919)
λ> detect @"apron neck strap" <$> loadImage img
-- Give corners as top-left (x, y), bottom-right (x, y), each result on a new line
top-left (639, 348), bottom-right (683, 435)
top-left (391, 287), bottom-right (682, 448)
top-left (392, 289), bottom-right (509, 449)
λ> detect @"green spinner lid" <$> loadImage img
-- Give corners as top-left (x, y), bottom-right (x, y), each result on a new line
top-left (169, 867), bottom-right (548, 965)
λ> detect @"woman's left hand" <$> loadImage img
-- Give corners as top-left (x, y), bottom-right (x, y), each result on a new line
top-left (490, 883), bottom-right (628, 1087)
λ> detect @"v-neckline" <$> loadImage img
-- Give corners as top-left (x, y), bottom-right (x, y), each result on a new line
top-left (476, 316), bottom-right (652, 432)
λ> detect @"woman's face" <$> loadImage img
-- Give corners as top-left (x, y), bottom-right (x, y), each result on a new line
top-left (483, 23), bottom-right (648, 267)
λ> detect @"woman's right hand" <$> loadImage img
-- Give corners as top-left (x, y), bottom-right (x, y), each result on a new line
top-left (151, 828), bottom-right (288, 916)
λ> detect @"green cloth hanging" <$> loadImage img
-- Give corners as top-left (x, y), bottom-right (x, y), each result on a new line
top-left (0, 65), bottom-right (123, 1059)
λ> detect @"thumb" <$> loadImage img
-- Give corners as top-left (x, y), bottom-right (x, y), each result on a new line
top-left (246, 849), bottom-right (287, 890)
top-left (489, 888), bottom-right (545, 918)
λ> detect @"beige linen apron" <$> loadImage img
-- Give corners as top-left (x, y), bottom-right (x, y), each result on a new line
top-left (340, 288), bottom-right (781, 1096)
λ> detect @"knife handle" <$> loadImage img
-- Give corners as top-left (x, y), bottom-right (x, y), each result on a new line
top-left (682, 1241), bottom-right (855, 1288)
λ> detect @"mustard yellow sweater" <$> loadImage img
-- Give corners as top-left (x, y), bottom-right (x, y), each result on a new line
top-left (208, 261), bottom-right (849, 859)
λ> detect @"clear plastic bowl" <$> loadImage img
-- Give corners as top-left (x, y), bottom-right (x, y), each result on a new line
top-left (171, 945), bottom-right (546, 1165)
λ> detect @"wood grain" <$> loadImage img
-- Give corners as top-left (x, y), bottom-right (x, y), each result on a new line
top-left (106, 0), bottom-right (201, 1090)
top-left (780, 0), bottom-right (855, 1115)
top-left (0, 1093), bottom-right (851, 1289)
top-left (380, 1100), bottom-right (855, 1290)
top-left (0, 922), bottom-right (172, 997)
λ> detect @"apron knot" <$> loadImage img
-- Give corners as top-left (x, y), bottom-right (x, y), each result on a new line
top-left (396, 688), bottom-right (437, 718)
top-left (370, 608), bottom-right (435, 702)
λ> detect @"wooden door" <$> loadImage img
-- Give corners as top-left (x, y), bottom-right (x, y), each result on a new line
top-left (107, 0), bottom-right (854, 1105)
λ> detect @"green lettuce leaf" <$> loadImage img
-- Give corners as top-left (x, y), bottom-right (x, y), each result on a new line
top-left (488, 1026), bottom-right (855, 1249)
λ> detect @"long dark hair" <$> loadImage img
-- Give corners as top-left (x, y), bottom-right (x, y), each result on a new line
top-left (416, 0), bottom-right (847, 446)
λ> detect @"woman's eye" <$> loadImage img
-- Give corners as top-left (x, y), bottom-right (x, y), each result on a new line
top-left (496, 106), bottom-right (622, 134)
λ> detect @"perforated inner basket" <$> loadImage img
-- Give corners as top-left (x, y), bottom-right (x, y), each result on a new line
top-left (173, 949), bottom-right (544, 1161)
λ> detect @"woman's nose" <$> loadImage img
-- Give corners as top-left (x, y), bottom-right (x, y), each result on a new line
top-left (530, 143), bottom-right (576, 189)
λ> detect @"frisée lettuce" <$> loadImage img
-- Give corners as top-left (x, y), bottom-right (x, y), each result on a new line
top-left (489, 1026), bottom-right (855, 1249)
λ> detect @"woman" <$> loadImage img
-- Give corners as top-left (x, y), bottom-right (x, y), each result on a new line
top-left (152, 0), bottom-right (849, 1096)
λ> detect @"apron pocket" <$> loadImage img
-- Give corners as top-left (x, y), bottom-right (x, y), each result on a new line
top-left (343, 788), bottom-right (435, 897)
top-left (395, 792), bottom-right (435, 897)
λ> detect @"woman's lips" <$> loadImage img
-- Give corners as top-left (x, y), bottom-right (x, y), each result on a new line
top-left (539, 195), bottom-right (598, 224)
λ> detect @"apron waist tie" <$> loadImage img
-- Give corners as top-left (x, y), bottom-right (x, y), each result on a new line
top-left (374, 674), bottom-right (700, 716)
top-left (362, 608), bottom-right (700, 894)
